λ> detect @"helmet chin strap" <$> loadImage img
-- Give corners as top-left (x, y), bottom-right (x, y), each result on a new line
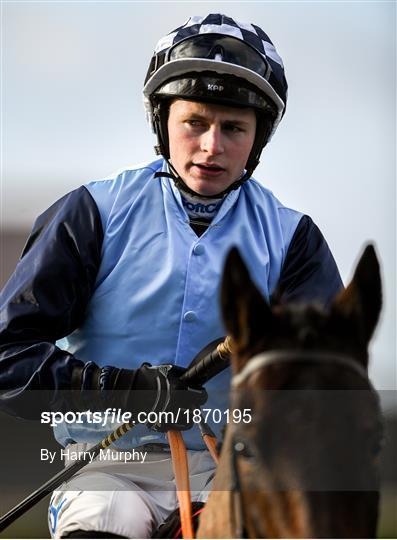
top-left (154, 157), bottom-right (252, 199)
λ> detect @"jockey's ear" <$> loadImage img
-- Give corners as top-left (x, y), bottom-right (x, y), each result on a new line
top-left (221, 247), bottom-right (272, 360)
top-left (332, 244), bottom-right (382, 346)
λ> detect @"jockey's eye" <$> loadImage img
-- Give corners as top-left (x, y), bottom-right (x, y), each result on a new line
top-left (223, 123), bottom-right (244, 133)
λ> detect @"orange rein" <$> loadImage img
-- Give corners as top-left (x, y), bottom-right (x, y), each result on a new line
top-left (168, 430), bottom-right (219, 538)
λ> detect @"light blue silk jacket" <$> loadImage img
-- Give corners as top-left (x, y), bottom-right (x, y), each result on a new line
top-left (54, 158), bottom-right (302, 449)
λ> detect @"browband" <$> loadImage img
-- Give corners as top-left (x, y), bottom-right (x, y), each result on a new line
top-left (232, 350), bottom-right (369, 388)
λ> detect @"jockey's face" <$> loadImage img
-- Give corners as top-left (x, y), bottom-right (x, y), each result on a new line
top-left (168, 99), bottom-right (256, 196)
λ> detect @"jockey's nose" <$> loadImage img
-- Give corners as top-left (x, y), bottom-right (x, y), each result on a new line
top-left (200, 125), bottom-right (224, 156)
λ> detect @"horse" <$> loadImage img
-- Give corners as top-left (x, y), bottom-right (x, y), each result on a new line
top-left (197, 245), bottom-right (383, 538)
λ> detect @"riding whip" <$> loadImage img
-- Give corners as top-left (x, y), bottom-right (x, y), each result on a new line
top-left (0, 336), bottom-right (232, 533)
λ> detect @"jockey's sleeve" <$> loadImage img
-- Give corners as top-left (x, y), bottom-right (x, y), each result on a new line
top-left (0, 187), bottom-right (121, 418)
top-left (274, 215), bottom-right (344, 307)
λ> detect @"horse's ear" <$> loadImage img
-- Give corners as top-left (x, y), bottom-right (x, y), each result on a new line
top-left (221, 247), bottom-right (272, 351)
top-left (332, 244), bottom-right (382, 345)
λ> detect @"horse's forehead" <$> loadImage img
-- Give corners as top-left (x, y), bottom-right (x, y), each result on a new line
top-left (275, 304), bottom-right (327, 327)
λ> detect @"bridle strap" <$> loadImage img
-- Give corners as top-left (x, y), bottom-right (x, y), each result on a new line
top-left (232, 350), bottom-right (369, 388)
top-left (229, 349), bottom-right (370, 539)
top-left (230, 435), bottom-right (248, 538)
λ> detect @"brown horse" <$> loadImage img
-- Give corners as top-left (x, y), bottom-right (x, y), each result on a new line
top-left (197, 245), bottom-right (383, 538)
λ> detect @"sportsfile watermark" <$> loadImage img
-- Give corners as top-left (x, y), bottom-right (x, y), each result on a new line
top-left (41, 447), bottom-right (149, 465)
top-left (40, 407), bottom-right (253, 427)
top-left (1, 389), bottom-right (393, 492)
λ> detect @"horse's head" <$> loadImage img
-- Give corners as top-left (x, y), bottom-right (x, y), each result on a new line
top-left (220, 245), bottom-right (383, 538)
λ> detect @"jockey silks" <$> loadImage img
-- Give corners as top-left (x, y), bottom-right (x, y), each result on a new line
top-left (179, 189), bottom-right (224, 221)
top-left (0, 157), bottom-right (343, 450)
top-left (55, 157), bottom-right (300, 449)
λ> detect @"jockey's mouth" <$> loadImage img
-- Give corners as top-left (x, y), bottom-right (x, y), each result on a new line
top-left (193, 163), bottom-right (226, 175)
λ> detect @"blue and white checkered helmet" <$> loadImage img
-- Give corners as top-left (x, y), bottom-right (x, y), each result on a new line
top-left (143, 14), bottom-right (288, 185)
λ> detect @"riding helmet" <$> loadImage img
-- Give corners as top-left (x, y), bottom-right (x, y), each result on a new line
top-left (143, 14), bottom-right (288, 190)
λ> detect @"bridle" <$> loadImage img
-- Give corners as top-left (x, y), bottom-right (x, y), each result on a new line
top-left (228, 349), bottom-right (371, 539)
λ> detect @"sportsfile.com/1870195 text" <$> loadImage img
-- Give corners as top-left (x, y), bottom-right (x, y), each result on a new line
top-left (40, 408), bottom-right (253, 428)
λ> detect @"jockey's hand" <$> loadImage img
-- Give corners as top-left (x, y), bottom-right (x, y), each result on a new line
top-left (120, 364), bottom-right (208, 431)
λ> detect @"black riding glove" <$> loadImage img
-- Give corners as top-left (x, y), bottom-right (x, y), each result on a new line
top-left (71, 362), bottom-right (207, 431)
top-left (114, 363), bottom-right (207, 431)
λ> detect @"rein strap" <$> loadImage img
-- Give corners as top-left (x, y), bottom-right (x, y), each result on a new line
top-left (168, 431), bottom-right (194, 539)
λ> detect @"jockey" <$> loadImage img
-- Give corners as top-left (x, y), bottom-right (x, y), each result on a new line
top-left (0, 13), bottom-right (342, 539)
